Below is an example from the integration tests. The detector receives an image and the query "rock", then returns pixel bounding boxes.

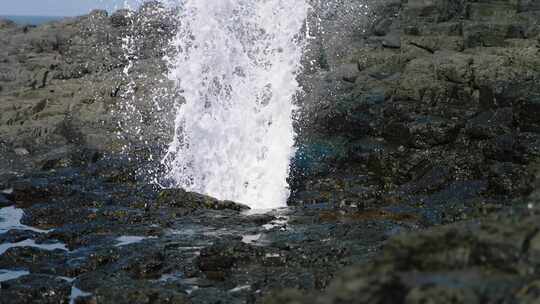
[0,193,12,207]
[110,9,132,28]
[198,241,256,272]
[332,63,359,83]
[156,189,250,212]
[89,9,108,19]
[0,4,175,177]
[402,0,467,24]
[434,51,473,83]
[0,19,16,29]
[488,162,533,196]
[190,288,236,304]
[384,116,461,148]
[32,99,48,115]
[10,177,68,206]
[372,18,394,37]
[14,148,30,156]
[31,69,49,89]
[297,0,540,227]
[1,2,540,303]
[313,272,407,304]
[465,108,514,139]
[381,31,401,49]
[354,48,401,72]
[404,35,465,52]
[463,22,509,48]
[0,274,72,303]
[266,211,540,304]
[482,134,520,162]
[518,94,540,131]
[395,56,445,102]
[36,145,74,170]
[93,284,189,304]
[262,289,311,304]
[405,286,480,304]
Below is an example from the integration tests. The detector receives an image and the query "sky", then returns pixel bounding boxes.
[0,0,142,17]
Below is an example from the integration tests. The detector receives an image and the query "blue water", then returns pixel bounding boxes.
[0,15,66,26]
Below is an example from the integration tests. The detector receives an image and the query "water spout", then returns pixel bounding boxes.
[161,0,309,209]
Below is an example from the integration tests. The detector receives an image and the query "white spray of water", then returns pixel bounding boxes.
[162,0,309,208]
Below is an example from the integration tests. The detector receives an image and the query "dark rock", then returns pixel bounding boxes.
[0,274,71,304]
[110,9,132,27]
[0,19,16,29]
[488,162,533,196]
[385,116,461,148]
[482,134,520,162]
[10,177,68,206]
[0,193,12,207]
[92,282,189,304]
[465,108,514,139]
[332,63,359,83]
[198,241,257,273]
[190,288,237,304]
[89,9,108,19]
[246,214,276,225]
[401,165,453,194]
[0,246,69,277]
[518,94,540,131]
[463,22,508,48]
[372,18,394,36]
[266,211,540,304]
[381,32,401,49]
[156,189,250,212]
[315,272,407,304]
[1,2,540,303]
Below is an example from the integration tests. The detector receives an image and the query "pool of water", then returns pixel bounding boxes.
[0,269,29,282]
[0,206,51,234]
[0,239,68,255]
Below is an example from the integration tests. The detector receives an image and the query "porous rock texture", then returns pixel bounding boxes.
[1,0,540,303]
[293,0,540,226]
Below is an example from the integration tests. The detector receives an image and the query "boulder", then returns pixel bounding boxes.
[156,189,250,212]
[110,9,132,28]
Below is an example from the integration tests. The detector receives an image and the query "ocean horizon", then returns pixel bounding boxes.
[0,15,67,26]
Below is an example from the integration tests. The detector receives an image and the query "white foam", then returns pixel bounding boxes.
[59,276,76,283]
[0,206,51,234]
[0,269,29,282]
[263,217,289,231]
[158,272,184,282]
[1,188,13,195]
[0,239,68,255]
[69,286,92,304]
[229,285,251,293]
[115,235,157,247]
[241,234,261,244]
[161,0,310,209]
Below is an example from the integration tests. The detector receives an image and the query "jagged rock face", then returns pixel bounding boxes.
[0,1,540,303]
[292,0,540,224]
[265,212,540,304]
[0,7,175,177]
[271,1,540,302]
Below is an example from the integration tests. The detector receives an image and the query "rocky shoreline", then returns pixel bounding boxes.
[1,0,540,303]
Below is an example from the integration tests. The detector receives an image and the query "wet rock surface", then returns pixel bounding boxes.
[265,202,540,304]
[293,0,540,227]
[0,161,398,303]
[1,0,540,303]
[0,4,175,178]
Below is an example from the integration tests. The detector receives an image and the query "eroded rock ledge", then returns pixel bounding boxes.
[1,0,540,303]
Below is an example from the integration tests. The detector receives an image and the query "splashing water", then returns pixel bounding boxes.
[161,0,309,209]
